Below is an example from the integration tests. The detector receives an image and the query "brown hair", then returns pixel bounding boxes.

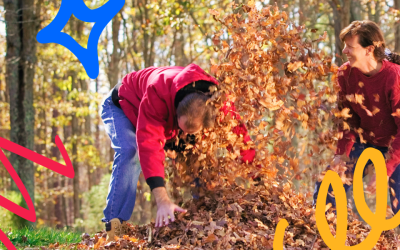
[339,20,386,62]
[386,49,400,65]
[176,92,216,130]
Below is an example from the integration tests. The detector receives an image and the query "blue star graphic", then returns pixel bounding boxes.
[37,0,125,79]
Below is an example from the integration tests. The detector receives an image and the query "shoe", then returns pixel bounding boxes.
[121,221,129,236]
[105,218,122,241]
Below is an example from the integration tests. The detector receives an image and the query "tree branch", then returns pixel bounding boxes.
[121,12,140,71]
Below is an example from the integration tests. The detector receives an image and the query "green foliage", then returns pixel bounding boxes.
[0,227,81,249]
[74,174,110,233]
[0,191,30,229]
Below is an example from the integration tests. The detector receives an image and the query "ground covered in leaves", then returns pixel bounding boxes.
[65,180,399,249]
[48,1,400,249]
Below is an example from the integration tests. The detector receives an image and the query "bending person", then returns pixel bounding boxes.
[100,64,255,240]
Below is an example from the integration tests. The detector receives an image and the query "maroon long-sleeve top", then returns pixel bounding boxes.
[336,60,400,176]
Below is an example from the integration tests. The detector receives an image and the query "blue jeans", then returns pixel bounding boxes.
[313,138,400,215]
[100,91,141,222]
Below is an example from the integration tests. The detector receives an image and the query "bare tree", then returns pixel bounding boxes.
[4,0,43,210]
[328,0,351,66]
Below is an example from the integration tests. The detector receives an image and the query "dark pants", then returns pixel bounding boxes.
[313,138,400,216]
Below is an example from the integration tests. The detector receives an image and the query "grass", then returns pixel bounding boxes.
[0,227,83,249]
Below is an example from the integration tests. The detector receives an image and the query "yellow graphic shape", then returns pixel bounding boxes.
[315,148,400,249]
[273,219,288,249]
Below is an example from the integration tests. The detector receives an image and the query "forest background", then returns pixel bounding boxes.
[0,0,400,235]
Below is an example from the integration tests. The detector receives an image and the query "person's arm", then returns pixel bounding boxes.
[335,68,360,157]
[136,86,186,227]
[385,71,400,177]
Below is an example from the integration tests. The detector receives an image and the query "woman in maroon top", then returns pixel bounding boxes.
[313,20,400,215]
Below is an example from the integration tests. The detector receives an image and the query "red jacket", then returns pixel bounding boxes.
[118,64,255,182]
[336,60,400,176]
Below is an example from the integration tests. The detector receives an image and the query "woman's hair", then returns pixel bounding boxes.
[339,20,386,62]
[176,92,216,130]
[386,49,400,65]
[340,20,400,65]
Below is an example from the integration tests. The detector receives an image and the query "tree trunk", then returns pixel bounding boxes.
[174,31,189,66]
[5,0,40,212]
[94,78,103,186]
[51,80,65,228]
[108,12,122,88]
[68,178,74,225]
[36,78,47,154]
[299,0,306,24]
[131,174,155,225]
[0,64,6,102]
[328,0,351,66]
[63,123,72,226]
[395,0,400,52]
[374,0,380,24]
[106,11,123,164]
[54,175,66,228]
[81,79,93,190]
[70,73,82,220]
[350,0,362,22]
[136,0,156,67]
[52,125,65,228]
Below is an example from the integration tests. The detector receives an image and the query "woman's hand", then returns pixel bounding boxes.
[331,155,345,172]
[366,175,389,194]
[332,155,342,166]
[366,174,377,194]
[152,187,186,227]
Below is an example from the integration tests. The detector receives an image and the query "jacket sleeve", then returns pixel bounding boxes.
[385,71,400,177]
[136,85,168,190]
[335,69,360,157]
[221,100,256,163]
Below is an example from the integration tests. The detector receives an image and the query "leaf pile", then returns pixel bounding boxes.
[166,1,341,195]
[69,180,399,249]
[64,2,400,250]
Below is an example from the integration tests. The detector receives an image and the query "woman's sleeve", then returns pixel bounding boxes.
[335,69,360,157]
[385,71,400,177]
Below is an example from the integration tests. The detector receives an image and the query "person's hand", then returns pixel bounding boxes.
[152,187,186,227]
[366,153,391,194]
[366,175,390,194]
[332,155,342,167]
[331,155,345,171]
[366,174,377,194]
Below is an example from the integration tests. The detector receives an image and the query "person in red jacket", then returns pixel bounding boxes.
[313,20,400,215]
[100,64,255,240]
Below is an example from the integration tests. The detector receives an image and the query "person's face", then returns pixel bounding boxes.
[178,116,202,135]
[342,35,373,67]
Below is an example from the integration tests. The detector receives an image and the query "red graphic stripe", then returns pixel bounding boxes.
[0,135,74,249]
